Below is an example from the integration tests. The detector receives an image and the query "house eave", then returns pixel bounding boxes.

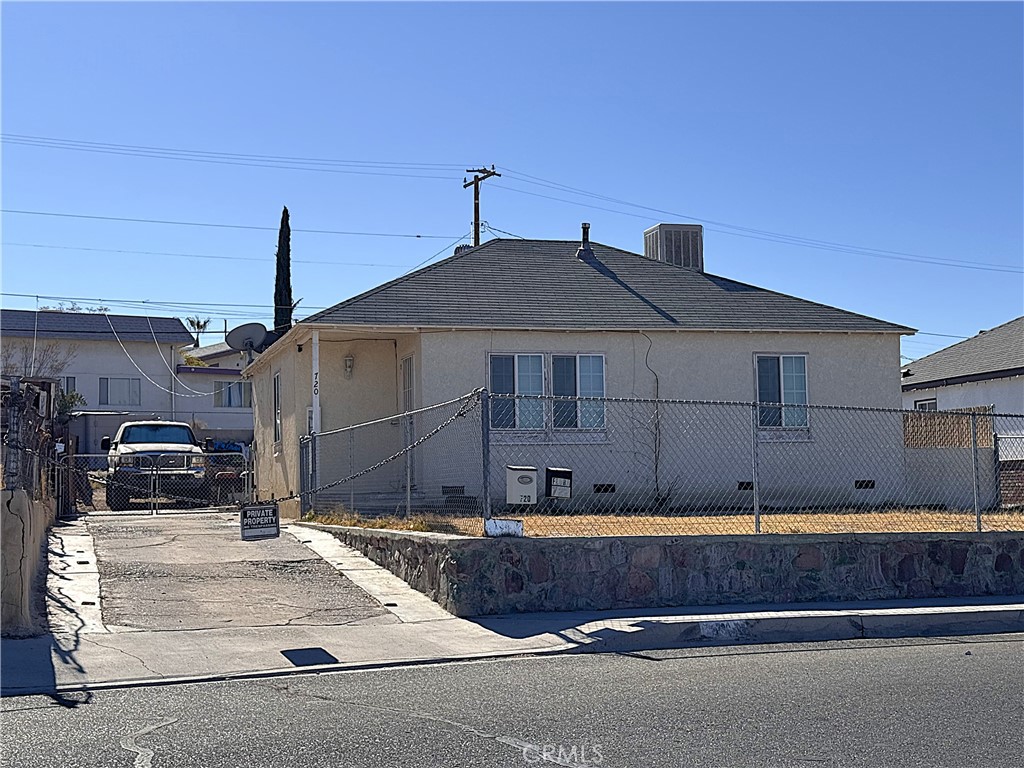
[297,320,915,335]
[901,367,1024,392]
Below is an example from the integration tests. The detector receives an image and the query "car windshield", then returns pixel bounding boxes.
[120,425,196,445]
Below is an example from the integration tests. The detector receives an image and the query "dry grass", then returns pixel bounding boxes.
[301,511,438,533]
[303,507,1024,538]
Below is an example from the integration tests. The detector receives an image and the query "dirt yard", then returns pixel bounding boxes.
[307,508,1024,538]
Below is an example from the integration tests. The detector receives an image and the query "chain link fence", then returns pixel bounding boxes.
[300,392,484,533]
[300,391,1024,537]
[58,451,253,514]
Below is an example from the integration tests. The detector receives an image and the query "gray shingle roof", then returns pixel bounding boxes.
[302,239,914,333]
[0,309,193,343]
[901,316,1024,389]
[193,341,235,359]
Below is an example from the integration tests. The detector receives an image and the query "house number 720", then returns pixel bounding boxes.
[313,372,319,396]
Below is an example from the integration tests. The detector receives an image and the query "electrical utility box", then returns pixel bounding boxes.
[506,466,538,505]
[545,467,573,499]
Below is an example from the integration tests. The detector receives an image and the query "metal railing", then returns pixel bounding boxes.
[297,391,1024,537]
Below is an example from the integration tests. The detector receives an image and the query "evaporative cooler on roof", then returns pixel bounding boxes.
[643,224,704,271]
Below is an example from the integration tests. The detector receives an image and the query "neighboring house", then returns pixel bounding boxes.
[901,317,1024,414]
[0,310,252,452]
[175,341,255,444]
[245,223,916,516]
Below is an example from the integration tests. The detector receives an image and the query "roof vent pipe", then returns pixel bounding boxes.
[576,222,594,261]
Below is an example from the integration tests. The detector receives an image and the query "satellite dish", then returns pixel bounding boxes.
[226,323,268,364]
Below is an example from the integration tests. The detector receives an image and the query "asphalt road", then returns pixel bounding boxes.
[4,634,1022,768]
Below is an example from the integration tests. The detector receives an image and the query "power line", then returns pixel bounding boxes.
[1,209,462,240]
[2,133,469,170]
[492,173,1023,274]
[497,167,1021,269]
[2,135,464,181]
[484,223,527,239]
[3,290,976,342]
[7,133,1018,274]
[401,231,473,276]
[3,242,408,268]
[1,291,330,314]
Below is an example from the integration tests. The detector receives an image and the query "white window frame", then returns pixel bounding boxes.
[99,377,141,406]
[62,376,76,394]
[214,380,252,408]
[552,354,606,430]
[755,354,809,431]
[488,352,606,433]
[914,398,938,411]
[272,372,282,444]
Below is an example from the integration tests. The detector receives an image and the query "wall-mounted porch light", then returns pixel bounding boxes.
[344,354,354,379]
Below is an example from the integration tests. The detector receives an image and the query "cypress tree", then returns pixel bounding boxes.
[273,206,293,336]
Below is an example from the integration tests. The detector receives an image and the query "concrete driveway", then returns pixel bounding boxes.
[82,513,396,632]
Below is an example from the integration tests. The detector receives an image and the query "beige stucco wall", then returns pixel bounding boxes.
[419,329,902,407]
[251,327,908,514]
[250,332,422,512]
[415,329,905,509]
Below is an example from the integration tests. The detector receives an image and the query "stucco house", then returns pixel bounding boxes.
[246,223,918,516]
[901,316,1023,415]
[0,309,252,452]
[175,341,255,444]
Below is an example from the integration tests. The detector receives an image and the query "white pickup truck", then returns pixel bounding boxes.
[100,420,210,510]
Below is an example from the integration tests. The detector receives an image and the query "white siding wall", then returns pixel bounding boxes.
[903,375,1024,415]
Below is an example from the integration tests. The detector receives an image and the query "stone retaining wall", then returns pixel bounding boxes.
[308,525,1024,617]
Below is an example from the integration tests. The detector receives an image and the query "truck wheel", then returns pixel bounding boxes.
[106,483,129,511]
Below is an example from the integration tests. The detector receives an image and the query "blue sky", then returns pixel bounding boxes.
[2,2,1022,362]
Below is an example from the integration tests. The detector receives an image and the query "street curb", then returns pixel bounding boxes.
[4,607,1021,697]
[0,644,577,698]
[573,607,1024,653]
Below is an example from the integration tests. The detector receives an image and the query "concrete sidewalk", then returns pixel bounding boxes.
[2,522,1021,696]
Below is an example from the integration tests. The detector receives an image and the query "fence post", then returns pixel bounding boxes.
[310,432,319,513]
[150,460,158,515]
[3,377,23,489]
[298,437,308,515]
[405,412,413,519]
[348,429,355,514]
[992,430,1002,511]
[480,389,492,521]
[751,403,761,534]
[971,413,981,531]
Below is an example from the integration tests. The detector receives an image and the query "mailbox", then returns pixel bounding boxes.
[545,467,573,499]
[506,465,537,505]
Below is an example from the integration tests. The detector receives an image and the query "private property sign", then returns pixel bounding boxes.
[240,502,280,541]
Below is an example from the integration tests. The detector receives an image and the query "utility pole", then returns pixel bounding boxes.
[463,166,501,247]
